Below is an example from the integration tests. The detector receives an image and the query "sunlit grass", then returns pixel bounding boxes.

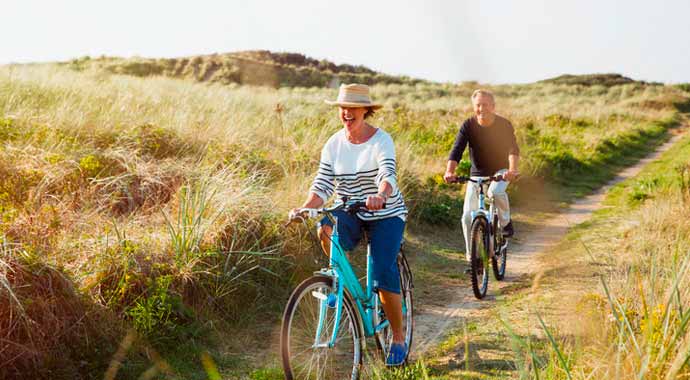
[0,62,688,378]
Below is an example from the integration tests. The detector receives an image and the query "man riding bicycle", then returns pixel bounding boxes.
[443,89,520,260]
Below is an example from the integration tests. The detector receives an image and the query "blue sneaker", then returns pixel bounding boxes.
[326,293,337,308]
[386,342,408,366]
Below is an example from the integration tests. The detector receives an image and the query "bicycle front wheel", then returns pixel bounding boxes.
[470,218,490,299]
[281,276,364,380]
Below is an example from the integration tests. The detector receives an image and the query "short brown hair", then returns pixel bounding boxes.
[364,107,376,119]
[471,89,495,104]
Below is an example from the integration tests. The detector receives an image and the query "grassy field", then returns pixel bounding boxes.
[526,129,690,379]
[0,60,688,378]
[423,125,690,379]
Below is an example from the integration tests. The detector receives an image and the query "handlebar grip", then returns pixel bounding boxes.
[345,200,386,214]
[450,176,471,183]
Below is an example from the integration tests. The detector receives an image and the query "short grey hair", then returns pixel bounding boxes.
[471,89,495,104]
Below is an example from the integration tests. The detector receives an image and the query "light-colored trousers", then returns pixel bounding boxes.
[461,169,510,260]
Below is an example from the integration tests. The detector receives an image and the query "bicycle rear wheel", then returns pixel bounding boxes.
[470,218,490,299]
[374,252,414,362]
[492,215,507,280]
[281,276,364,380]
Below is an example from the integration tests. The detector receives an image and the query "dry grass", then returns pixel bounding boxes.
[0,62,688,378]
[501,134,690,379]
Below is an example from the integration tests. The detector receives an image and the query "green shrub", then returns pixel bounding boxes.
[250,367,283,380]
[627,178,660,205]
[403,174,463,226]
[125,275,185,337]
[675,83,690,93]
[79,154,103,178]
[0,117,18,141]
[130,123,186,159]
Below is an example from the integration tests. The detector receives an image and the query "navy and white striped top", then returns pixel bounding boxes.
[310,128,407,221]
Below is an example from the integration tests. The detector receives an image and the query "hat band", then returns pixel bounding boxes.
[337,93,373,104]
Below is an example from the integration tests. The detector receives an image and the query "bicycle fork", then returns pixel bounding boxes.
[311,275,344,349]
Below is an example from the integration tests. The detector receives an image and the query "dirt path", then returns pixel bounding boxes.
[412,125,688,357]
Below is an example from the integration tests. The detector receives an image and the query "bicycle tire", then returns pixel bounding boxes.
[281,275,364,380]
[492,215,507,281]
[374,252,414,363]
[470,217,490,299]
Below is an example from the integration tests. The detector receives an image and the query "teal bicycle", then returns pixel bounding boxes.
[281,200,414,380]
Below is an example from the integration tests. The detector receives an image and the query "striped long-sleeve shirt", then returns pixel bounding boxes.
[310,128,407,221]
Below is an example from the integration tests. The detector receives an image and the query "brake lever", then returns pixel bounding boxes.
[285,209,319,227]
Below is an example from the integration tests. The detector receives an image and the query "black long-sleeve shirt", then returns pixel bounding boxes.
[448,115,520,176]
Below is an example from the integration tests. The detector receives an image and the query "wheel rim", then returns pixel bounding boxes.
[285,281,360,379]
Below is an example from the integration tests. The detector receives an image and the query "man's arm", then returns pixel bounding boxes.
[506,153,520,181]
[444,160,459,182]
[444,121,469,182]
[505,121,520,181]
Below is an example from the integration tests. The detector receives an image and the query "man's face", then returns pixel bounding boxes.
[472,94,495,126]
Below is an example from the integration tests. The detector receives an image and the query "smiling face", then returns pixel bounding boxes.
[339,106,368,131]
[472,94,496,126]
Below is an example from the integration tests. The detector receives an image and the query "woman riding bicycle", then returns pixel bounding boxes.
[290,83,409,366]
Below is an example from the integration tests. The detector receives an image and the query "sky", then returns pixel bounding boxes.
[3,0,690,84]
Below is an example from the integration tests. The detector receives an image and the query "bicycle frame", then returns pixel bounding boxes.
[312,215,390,348]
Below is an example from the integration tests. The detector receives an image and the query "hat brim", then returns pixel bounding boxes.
[324,100,383,109]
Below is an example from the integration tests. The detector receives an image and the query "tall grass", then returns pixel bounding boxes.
[1,62,688,377]
[506,135,690,379]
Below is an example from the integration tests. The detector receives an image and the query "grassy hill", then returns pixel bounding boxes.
[1,58,689,378]
[539,73,660,87]
[66,50,424,88]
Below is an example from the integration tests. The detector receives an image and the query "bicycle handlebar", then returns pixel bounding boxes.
[448,174,506,184]
[287,198,384,225]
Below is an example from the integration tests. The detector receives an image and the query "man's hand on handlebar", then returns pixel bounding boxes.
[504,170,520,182]
[443,171,457,183]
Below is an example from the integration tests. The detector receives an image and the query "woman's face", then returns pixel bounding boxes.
[339,106,368,130]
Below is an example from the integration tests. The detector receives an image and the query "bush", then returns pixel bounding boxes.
[403,173,463,226]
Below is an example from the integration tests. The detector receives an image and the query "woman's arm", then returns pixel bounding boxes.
[290,143,334,218]
[370,134,398,210]
[301,192,325,209]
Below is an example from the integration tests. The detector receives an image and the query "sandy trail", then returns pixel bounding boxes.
[412,125,688,356]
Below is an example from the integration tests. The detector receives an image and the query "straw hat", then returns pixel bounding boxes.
[325,83,383,109]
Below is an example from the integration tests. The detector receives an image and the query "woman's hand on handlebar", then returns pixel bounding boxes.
[366,194,386,211]
[287,208,307,224]
[287,207,319,224]
[288,193,325,224]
